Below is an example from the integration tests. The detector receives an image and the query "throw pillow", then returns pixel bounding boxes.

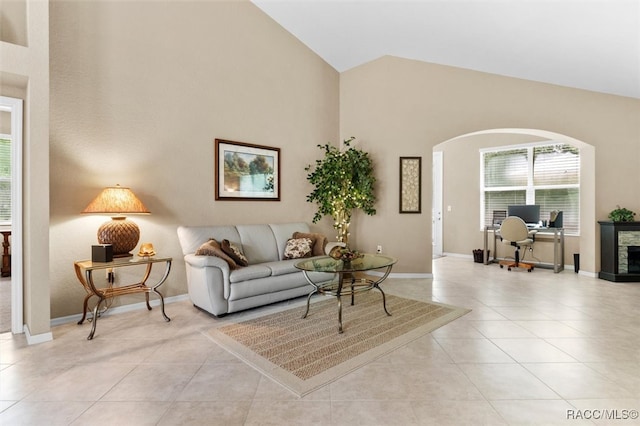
[221,239,249,267]
[292,231,328,256]
[283,237,314,259]
[195,238,238,269]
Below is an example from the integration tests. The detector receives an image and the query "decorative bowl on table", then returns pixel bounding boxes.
[328,246,363,262]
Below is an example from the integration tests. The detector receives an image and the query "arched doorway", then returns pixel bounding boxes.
[433,128,596,273]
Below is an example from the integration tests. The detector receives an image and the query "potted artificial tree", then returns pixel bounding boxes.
[305,137,376,248]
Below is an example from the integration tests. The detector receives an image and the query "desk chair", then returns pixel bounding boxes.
[499,216,536,272]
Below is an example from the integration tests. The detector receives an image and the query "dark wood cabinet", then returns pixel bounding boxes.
[598,221,640,282]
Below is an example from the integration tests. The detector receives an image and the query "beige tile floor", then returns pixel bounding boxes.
[2,256,640,425]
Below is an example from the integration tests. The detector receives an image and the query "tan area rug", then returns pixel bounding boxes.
[205,292,470,396]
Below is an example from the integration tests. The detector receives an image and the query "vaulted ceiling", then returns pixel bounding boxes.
[252,0,640,99]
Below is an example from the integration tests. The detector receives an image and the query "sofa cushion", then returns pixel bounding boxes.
[236,224,279,264]
[263,259,301,276]
[283,237,313,259]
[292,231,328,256]
[221,239,249,267]
[177,225,240,256]
[270,222,311,260]
[228,273,312,301]
[229,264,272,283]
[195,239,238,269]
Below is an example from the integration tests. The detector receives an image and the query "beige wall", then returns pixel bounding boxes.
[0,0,28,46]
[28,1,640,325]
[1,0,50,337]
[340,56,640,274]
[49,0,339,318]
[0,110,10,133]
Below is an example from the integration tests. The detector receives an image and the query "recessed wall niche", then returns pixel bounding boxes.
[0,0,28,47]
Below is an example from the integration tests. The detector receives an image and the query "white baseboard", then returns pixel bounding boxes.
[442,252,473,259]
[24,324,53,345]
[50,294,190,327]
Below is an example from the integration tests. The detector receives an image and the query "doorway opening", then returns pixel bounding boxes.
[432,151,443,258]
[0,96,23,335]
[432,128,595,272]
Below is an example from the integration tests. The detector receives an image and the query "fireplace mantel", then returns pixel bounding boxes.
[599,221,640,282]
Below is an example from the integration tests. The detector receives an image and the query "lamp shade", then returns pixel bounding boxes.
[82,185,150,257]
[82,185,150,215]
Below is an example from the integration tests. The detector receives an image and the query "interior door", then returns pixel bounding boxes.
[432,151,443,257]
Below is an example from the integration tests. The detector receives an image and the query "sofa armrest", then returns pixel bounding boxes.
[184,253,229,269]
[184,253,232,300]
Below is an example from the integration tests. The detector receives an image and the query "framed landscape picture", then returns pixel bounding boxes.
[215,139,280,201]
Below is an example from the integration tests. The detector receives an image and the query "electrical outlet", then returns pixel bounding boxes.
[376,245,382,254]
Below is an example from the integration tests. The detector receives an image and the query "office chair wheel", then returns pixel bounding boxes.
[500,265,504,269]
[507,267,512,271]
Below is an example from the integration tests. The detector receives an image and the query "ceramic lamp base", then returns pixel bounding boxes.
[97,217,140,257]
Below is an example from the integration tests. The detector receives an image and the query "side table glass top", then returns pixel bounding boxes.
[295,253,397,273]
[75,256,173,271]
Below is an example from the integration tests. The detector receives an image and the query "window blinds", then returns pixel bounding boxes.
[482,143,580,234]
[0,138,11,223]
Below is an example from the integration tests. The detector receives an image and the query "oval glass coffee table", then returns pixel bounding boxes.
[295,254,397,333]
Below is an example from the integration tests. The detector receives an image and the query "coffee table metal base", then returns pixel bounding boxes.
[301,266,393,333]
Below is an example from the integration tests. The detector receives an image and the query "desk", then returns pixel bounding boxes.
[74,256,172,340]
[295,254,397,334]
[483,225,564,273]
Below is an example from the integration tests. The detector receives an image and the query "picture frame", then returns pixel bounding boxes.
[399,156,421,213]
[215,139,280,201]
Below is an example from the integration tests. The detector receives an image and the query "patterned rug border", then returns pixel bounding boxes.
[204,294,471,397]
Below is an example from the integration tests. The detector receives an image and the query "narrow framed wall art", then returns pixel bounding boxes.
[399,156,421,213]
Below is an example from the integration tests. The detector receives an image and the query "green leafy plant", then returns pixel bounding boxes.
[305,137,376,244]
[608,205,636,222]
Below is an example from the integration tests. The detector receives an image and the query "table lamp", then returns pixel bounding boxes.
[82,184,150,257]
